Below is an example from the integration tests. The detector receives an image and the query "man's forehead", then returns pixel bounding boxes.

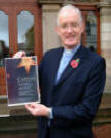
[59,10,80,23]
[59,9,79,17]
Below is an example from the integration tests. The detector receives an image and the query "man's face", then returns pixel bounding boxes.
[56,10,84,49]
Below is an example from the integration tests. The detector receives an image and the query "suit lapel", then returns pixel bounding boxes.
[50,47,64,86]
[57,46,87,85]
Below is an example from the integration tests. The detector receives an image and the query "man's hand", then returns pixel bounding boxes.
[13,51,26,58]
[25,103,51,117]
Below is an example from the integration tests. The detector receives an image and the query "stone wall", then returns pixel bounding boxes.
[42,4,61,53]
[100,3,111,93]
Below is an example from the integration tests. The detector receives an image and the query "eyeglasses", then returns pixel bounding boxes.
[60,23,80,30]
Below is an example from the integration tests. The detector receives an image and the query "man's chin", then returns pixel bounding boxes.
[64,43,77,48]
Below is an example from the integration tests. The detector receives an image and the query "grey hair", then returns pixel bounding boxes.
[57,4,83,26]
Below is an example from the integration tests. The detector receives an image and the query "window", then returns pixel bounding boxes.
[77,5,100,54]
[0,0,42,95]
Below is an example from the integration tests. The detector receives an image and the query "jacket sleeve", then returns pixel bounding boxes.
[52,58,106,123]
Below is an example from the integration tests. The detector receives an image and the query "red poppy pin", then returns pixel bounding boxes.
[70,58,80,69]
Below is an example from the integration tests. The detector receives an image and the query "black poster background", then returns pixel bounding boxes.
[5,56,40,106]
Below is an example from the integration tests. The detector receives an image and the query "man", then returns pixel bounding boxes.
[14,5,106,138]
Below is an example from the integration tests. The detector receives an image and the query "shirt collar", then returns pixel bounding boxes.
[64,45,80,55]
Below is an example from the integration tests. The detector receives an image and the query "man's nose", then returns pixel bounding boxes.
[67,26,73,33]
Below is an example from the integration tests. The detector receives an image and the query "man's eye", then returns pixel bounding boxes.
[61,24,67,29]
[60,23,79,29]
[72,23,79,28]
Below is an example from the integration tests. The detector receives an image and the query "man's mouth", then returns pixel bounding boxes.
[66,36,75,40]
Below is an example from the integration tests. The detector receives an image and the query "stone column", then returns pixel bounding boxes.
[42,4,61,53]
[100,2,111,93]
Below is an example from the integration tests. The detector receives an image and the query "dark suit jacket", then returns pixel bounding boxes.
[38,45,106,138]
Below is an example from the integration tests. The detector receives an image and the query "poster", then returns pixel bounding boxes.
[5,56,40,106]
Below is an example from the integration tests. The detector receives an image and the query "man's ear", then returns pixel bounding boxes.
[55,26,60,36]
[81,22,85,33]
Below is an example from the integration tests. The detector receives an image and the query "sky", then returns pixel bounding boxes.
[0,10,34,48]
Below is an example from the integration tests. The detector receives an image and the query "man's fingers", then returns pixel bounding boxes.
[25,104,40,116]
[13,51,26,58]
[25,104,35,114]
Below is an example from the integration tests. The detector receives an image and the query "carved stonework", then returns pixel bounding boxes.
[37,0,100,4]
